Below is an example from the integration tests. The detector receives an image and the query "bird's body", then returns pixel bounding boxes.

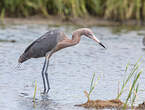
[19,29,65,63]
[18,28,105,94]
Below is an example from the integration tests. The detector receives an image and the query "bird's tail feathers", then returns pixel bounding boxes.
[18,53,28,63]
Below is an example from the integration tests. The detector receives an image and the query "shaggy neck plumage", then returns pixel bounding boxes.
[69,29,85,45]
[64,28,89,47]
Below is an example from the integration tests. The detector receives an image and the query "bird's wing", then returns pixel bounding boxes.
[24,35,45,53]
[23,30,61,58]
[24,40,37,53]
[24,30,59,53]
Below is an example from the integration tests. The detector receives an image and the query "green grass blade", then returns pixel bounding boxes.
[125,62,130,72]
[33,80,37,108]
[88,73,101,100]
[131,83,139,107]
[0,8,5,24]
[124,70,142,108]
[89,73,95,93]
[117,57,142,99]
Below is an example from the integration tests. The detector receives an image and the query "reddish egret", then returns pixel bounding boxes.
[18,28,105,94]
[143,36,145,46]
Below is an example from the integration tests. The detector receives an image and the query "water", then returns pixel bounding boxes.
[0,24,145,110]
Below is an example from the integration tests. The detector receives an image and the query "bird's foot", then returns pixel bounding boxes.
[41,89,46,95]
[46,88,50,94]
[41,88,50,95]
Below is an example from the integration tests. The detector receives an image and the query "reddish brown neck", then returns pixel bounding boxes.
[54,29,89,52]
[69,29,83,46]
[62,29,86,47]
[71,34,81,45]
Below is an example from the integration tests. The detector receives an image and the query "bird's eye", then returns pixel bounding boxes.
[88,33,92,36]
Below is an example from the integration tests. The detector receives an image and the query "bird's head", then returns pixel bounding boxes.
[82,28,106,48]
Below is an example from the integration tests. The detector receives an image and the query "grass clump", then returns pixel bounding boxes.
[77,57,143,109]
[116,57,143,109]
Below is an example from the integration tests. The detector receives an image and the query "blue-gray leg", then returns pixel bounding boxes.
[42,51,53,94]
[42,59,47,93]
[45,59,50,93]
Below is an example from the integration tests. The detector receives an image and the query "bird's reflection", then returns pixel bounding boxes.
[19,94,60,110]
[41,93,49,100]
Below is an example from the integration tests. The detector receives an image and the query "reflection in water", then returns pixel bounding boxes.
[19,96,59,110]
[0,39,16,43]
[19,93,81,110]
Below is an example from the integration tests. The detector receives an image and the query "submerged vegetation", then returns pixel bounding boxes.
[0,0,145,22]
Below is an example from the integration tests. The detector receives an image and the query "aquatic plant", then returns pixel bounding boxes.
[131,83,139,107]
[124,69,142,109]
[105,0,145,21]
[116,57,143,109]
[0,0,145,22]
[0,8,5,25]
[84,72,101,101]
[77,57,144,109]
[33,80,37,108]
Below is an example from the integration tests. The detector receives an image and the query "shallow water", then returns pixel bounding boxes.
[0,24,145,110]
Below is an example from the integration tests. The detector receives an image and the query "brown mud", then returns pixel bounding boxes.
[76,99,145,109]
[137,101,145,109]
[1,16,144,26]
[76,99,124,109]
[75,91,145,109]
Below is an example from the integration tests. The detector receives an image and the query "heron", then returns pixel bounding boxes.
[143,36,145,46]
[18,28,106,94]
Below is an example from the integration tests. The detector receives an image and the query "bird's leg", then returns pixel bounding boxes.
[41,58,47,94]
[45,58,50,93]
[43,51,53,94]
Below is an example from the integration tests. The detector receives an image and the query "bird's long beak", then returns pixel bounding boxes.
[92,35,106,48]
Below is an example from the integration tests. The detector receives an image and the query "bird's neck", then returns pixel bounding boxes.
[60,30,82,48]
[70,34,81,45]
[62,35,80,48]
[68,30,83,45]
[60,34,80,49]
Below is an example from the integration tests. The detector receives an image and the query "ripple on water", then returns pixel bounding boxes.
[0,25,145,110]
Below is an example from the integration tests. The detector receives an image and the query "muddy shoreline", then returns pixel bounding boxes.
[76,99,145,109]
[1,16,144,26]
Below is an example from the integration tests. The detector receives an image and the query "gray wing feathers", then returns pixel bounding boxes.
[24,30,60,58]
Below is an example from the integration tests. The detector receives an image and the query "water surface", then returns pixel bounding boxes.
[0,24,145,110]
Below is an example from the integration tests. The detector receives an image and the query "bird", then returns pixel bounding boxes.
[18,28,106,94]
[143,36,145,46]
